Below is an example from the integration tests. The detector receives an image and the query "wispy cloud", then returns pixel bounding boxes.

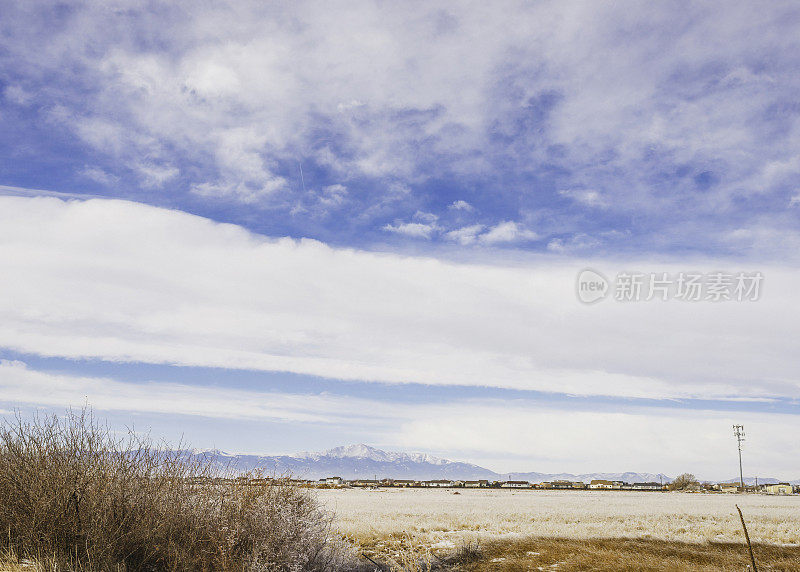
[445,224,485,245]
[80,166,120,186]
[2,2,799,251]
[443,221,537,245]
[558,189,607,209]
[383,221,439,239]
[0,359,395,426]
[2,358,798,478]
[479,221,538,244]
[449,200,474,212]
[547,234,602,253]
[135,162,180,189]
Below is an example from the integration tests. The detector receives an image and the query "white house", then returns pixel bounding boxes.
[500,480,530,488]
[424,479,455,487]
[589,479,614,489]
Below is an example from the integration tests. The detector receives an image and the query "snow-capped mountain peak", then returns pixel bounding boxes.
[179,444,684,482]
[325,444,389,460]
[292,443,447,465]
[190,447,231,457]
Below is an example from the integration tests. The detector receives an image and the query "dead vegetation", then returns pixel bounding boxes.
[319,533,800,571]
[439,537,800,571]
[0,409,365,571]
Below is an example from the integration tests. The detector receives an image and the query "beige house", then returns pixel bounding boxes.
[763,483,793,495]
[390,479,416,487]
[464,480,489,488]
[717,484,740,493]
[350,479,380,487]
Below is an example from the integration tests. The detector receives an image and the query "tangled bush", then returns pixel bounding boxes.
[668,473,700,491]
[0,409,358,571]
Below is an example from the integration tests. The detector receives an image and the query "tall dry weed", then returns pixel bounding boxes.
[0,409,359,571]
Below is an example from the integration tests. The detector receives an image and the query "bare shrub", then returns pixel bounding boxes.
[669,473,700,491]
[0,409,358,571]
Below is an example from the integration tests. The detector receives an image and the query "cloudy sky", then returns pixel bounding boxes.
[1,1,799,480]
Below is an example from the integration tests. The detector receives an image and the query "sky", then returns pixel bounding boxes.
[0,1,799,480]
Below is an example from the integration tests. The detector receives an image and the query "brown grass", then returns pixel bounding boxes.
[446,537,800,571]
[0,409,363,571]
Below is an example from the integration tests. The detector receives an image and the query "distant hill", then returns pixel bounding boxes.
[508,471,672,485]
[718,477,800,486]
[185,443,497,480]
[182,443,675,482]
[179,444,799,484]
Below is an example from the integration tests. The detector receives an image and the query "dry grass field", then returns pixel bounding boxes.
[316,488,800,570]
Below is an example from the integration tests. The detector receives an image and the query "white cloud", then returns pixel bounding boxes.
[558,189,607,208]
[547,233,602,253]
[382,221,438,239]
[444,224,485,245]
[446,221,539,246]
[412,211,439,224]
[479,221,539,245]
[80,166,119,186]
[1,196,799,401]
[319,184,348,207]
[4,84,33,106]
[449,200,474,212]
[134,162,180,189]
[292,184,350,217]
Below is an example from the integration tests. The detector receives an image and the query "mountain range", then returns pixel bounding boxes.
[186,443,679,483]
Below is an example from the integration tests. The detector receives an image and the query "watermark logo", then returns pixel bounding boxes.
[576,268,609,304]
[576,270,763,304]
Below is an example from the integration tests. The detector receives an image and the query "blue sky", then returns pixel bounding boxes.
[1,1,799,479]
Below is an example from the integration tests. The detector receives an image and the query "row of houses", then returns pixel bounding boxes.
[320,478,798,493]
[189,476,797,494]
[316,477,666,490]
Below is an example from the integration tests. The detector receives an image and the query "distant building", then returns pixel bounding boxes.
[288,478,313,486]
[424,479,455,487]
[389,479,416,487]
[464,480,490,488]
[762,483,793,495]
[716,483,740,493]
[589,479,614,490]
[350,479,380,487]
[501,480,530,488]
[549,480,575,489]
[323,476,343,485]
[631,482,662,491]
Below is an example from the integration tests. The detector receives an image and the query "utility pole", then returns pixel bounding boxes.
[733,424,745,490]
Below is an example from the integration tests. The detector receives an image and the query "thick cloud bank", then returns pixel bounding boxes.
[0,196,797,400]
